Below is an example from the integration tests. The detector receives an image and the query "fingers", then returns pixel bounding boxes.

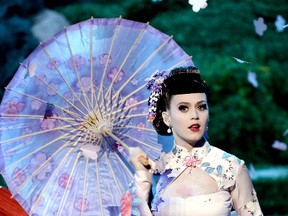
[129,147,151,170]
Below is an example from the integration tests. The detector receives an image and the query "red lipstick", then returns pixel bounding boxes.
[189,124,200,132]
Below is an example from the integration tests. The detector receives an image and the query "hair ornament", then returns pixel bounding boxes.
[146,70,168,122]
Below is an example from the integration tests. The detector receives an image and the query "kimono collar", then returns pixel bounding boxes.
[163,139,211,175]
[172,139,211,162]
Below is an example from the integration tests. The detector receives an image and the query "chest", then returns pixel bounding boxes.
[161,167,218,197]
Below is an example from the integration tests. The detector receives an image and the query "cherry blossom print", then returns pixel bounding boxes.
[21,127,34,144]
[46,57,62,70]
[130,78,138,86]
[99,53,112,65]
[120,191,132,216]
[74,198,89,212]
[107,67,125,83]
[31,100,42,110]
[58,173,73,189]
[29,152,53,180]
[47,82,60,96]
[40,118,57,130]
[12,167,26,186]
[253,17,267,36]
[68,55,85,70]
[31,193,46,207]
[2,97,25,121]
[182,156,201,167]
[76,76,91,92]
[36,74,47,86]
[188,0,208,12]
[125,97,139,112]
[136,122,145,132]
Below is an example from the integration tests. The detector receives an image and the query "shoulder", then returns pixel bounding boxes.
[154,150,174,173]
[207,145,246,188]
[209,145,244,166]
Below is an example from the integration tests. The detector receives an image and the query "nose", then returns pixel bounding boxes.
[191,109,199,120]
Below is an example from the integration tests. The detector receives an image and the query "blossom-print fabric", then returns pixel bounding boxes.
[121,141,263,216]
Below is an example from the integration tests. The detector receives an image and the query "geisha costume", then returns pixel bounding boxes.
[120,140,263,216]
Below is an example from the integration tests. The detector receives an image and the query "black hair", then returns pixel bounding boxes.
[151,66,210,135]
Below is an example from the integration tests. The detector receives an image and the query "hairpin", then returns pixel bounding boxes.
[146,70,168,122]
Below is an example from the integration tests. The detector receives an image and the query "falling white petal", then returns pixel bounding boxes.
[272,140,287,151]
[253,17,267,36]
[275,15,286,32]
[188,0,208,12]
[247,71,258,88]
[232,57,251,64]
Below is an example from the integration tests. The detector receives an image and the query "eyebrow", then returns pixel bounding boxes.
[177,100,207,106]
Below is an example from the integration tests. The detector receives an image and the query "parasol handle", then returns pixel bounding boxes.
[105,130,129,149]
[138,155,151,169]
[105,131,151,169]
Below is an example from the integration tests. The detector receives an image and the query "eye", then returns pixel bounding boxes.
[178,105,188,112]
[198,104,208,110]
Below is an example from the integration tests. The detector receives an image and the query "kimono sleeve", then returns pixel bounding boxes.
[120,171,153,216]
[231,164,263,216]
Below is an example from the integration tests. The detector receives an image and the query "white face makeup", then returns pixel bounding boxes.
[162,93,209,150]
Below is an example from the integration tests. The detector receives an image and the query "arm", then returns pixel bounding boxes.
[231,164,263,216]
[120,147,154,216]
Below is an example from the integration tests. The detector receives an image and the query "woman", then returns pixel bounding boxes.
[121,66,262,216]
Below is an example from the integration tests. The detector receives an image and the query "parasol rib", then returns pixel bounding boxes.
[95,157,105,216]
[111,36,173,103]
[4,87,85,122]
[1,113,74,122]
[103,22,149,101]
[29,146,78,215]
[114,124,155,132]
[11,142,74,197]
[34,74,88,117]
[89,17,95,108]
[57,152,82,216]
[97,16,122,103]
[65,27,91,112]
[0,121,81,145]
[81,157,89,216]
[0,129,78,175]
[41,44,90,114]
[104,152,123,197]
[115,131,161,152]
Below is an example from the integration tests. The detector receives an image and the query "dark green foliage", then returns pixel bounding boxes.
[0,175,7,188]
[0,0,288,213]
[150,1,288,165]
[253,178,288,215]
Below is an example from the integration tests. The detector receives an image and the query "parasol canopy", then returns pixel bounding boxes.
[0,17,193,215]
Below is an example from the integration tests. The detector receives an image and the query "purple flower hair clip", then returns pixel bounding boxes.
[146,70,168,122]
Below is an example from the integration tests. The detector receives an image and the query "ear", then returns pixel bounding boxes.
[162,111,171,126]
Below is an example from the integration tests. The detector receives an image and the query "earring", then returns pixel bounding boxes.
[167,127,172,134]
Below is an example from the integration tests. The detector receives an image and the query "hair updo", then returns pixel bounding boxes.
[151,66,210,135]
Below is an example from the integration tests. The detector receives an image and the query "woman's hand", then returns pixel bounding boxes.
[129,147,154,171]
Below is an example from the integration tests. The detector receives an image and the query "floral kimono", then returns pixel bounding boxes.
[120,141,263,216]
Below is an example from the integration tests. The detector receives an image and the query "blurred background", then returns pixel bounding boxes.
[0,0,287,215]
